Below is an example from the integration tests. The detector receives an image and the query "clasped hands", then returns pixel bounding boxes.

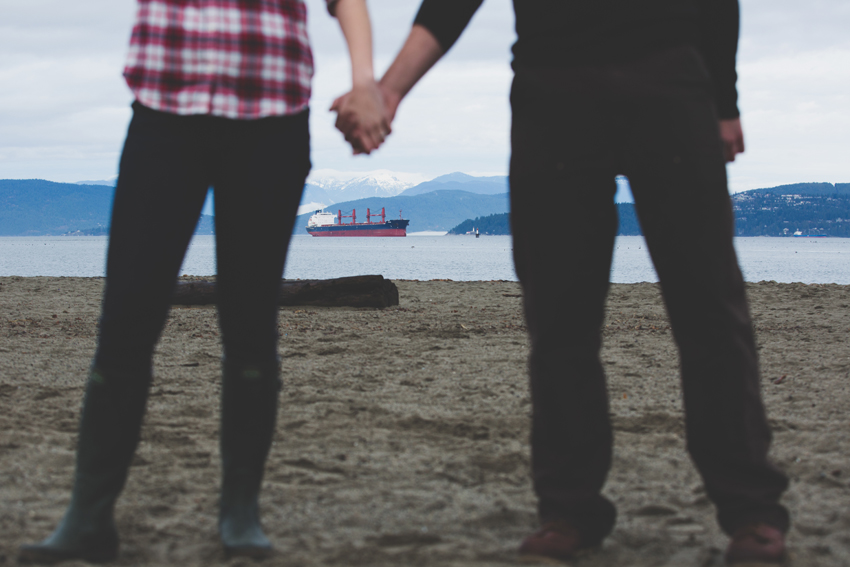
[331,80,399,155]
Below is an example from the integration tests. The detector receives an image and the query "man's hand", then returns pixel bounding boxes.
[719,117,745,162]
[331,81,390,155]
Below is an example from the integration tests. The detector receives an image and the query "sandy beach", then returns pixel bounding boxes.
[1,276,848,566]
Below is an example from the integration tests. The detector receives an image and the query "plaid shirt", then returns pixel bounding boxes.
[124,0,338,119]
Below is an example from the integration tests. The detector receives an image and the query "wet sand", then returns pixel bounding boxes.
[1,277,849,566]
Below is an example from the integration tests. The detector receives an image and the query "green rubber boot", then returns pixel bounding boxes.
[218,360,281,559]
[18,367,150,564]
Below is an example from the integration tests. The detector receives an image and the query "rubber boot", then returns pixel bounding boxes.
[218,360,281,559]
[19,367,151,564]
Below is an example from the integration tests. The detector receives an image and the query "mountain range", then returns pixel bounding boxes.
[0,174,509,236]
[398,172,508,197]
[300,171,509,210]
[302,171,414,207]
[1,179,115,236]
[2,176,848,237]
[0,179,215,236]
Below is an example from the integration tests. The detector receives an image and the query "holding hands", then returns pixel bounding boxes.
[331,24,442,156]
[330,81,391,155]
[330,0,393,155]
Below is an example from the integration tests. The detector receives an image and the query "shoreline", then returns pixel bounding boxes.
[1,277,848,566]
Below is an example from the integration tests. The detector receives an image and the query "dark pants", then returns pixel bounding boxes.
[509,46,788,543]
[95,102,310,374]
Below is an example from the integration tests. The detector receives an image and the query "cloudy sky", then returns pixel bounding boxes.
[0,0,847,192]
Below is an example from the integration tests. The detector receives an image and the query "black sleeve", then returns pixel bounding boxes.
[413,0,485,53]
[697,0,740,119]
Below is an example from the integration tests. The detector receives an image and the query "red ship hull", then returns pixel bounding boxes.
[308,228,407,237]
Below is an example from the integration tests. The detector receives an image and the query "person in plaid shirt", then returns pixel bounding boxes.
[19,0,386,563]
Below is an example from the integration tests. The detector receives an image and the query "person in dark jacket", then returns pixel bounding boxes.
[334,1,789,564]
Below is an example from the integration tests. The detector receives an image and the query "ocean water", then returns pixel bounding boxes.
[1,235,849,284]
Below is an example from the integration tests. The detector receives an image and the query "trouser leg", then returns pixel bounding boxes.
[96,102,211,373]
[211,110,310,556]
[510,74,620,544]
[213,110,310,367]
[623,84,789,535]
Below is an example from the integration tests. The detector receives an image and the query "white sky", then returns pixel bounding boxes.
[0,0,847,191]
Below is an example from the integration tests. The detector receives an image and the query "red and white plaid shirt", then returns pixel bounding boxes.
[124,0,338,120]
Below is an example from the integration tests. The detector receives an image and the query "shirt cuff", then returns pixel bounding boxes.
[414,0,483,53]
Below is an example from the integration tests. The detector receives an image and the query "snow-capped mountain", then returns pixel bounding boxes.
[338,172,413,197]
[310,172,413,198]
[303,171,416,207]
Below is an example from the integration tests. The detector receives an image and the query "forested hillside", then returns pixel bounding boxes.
[447,205,642,236]
[0,179,214,235]
[0,179,113,236]
[732,183,850,236]
[448,213,510,235]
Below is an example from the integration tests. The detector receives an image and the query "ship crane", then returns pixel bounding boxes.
[366,208,386,224]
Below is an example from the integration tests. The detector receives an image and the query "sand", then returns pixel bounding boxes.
[1,276,849,566]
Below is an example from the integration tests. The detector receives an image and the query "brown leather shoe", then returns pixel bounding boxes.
[725,523,786,565]
[519,520,590,564]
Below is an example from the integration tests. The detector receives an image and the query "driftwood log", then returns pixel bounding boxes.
[172,275,399,308]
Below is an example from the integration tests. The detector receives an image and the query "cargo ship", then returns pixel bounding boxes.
[306,207,410,237]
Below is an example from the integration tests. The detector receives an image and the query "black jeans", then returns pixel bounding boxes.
[509,46,789,543]
[95,102,310,374]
